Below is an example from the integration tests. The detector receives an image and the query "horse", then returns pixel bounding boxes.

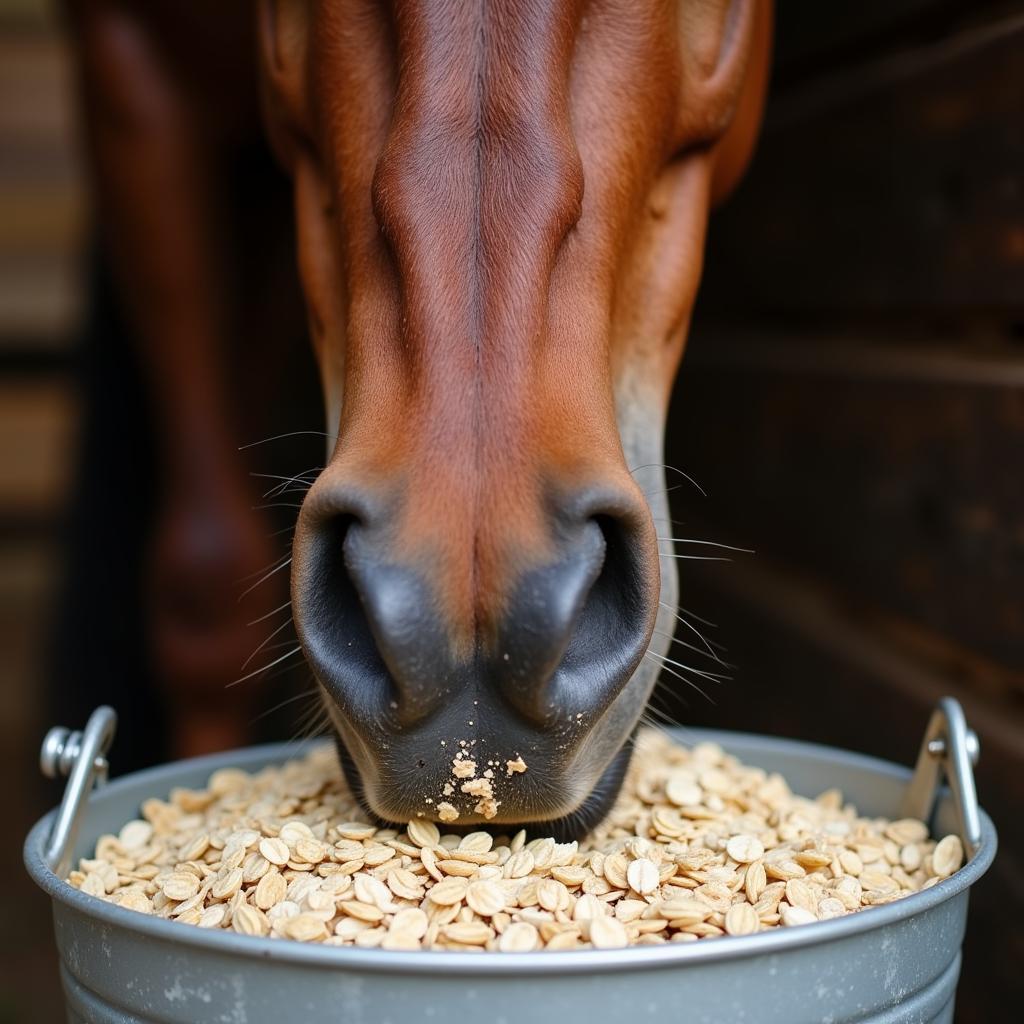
[66,0,771,835]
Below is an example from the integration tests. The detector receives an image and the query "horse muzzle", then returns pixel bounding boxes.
[290,472,660,830]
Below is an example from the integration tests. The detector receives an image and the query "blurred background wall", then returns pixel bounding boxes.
[663,1,1024,1019]
[1,2,319,1019]
[1,2,82,1020]
[0,0,1020,1022]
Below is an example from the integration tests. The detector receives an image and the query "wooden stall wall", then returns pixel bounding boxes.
[663,2,1023,1020]
[0,2,82,1020]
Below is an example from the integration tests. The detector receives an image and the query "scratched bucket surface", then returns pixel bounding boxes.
[25,728,996,1024]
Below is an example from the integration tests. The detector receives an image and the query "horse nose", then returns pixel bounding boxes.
[292,479,657,731]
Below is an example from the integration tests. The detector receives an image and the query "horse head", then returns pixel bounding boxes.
[257,0,770,833]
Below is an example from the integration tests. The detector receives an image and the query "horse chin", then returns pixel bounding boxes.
[519,736,635,841]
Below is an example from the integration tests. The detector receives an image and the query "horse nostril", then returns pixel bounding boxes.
[492,504,656,727]
[293,500,456,730]
[292,511,393,727]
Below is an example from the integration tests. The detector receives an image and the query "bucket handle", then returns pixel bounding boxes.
[900,697,981,857]
[39,705,118,878]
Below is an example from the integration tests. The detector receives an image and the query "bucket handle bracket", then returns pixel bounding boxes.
[39,705,118,878]
[900,697,981,857]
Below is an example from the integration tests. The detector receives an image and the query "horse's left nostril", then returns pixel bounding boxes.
[490,498,657,728]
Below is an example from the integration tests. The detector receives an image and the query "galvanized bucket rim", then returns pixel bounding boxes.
[24,726,997,977]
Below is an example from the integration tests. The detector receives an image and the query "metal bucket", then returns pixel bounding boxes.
[24,698,996,1024]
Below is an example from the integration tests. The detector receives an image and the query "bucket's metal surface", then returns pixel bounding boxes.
[25,728,997,1024]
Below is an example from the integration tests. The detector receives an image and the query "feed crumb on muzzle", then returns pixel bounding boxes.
[436,802,460,823]
[460,777,499,820]
[429,746,524,819]
[67,730,966,951]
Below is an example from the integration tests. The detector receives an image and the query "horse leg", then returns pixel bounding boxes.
[66,2,284,756]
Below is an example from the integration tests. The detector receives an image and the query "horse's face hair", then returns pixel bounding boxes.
[258,0,769,833]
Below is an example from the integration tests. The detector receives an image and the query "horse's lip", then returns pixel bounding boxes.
[329,724,630,835]
[310,612,661,835]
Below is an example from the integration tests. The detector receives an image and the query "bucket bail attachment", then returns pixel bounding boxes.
[900,697,981,857]
[39,705,118,877]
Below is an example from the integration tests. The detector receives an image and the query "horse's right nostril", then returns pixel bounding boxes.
[292,511,387,727]
[292,501,455,731]
[344,539,458,723]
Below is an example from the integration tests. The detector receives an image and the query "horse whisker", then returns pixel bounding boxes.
[238,549,292,584]
[658,601,728,655]
[644,690,704,743]
[252,486,314,503]
[239,430,335,450]
[651,628,734,668]
[241,616,295,672]
[246,640,300,655]
[289,687,332,744]
[247,600,292,627]
[238,557,293,601]
[638,708,675,737]
[644,652,716,705]
[659,553,733,562]
[657,537,754,554]
[642,484,683,498]
[248,658,311,689]
[251,469,321,500]
[227,646,303,688]
[628,463,708,498]
[248,688,320,727]
[250,471,315,484]
[643,692,684,730]
[644,650,730,683]
[679,605,718,628]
